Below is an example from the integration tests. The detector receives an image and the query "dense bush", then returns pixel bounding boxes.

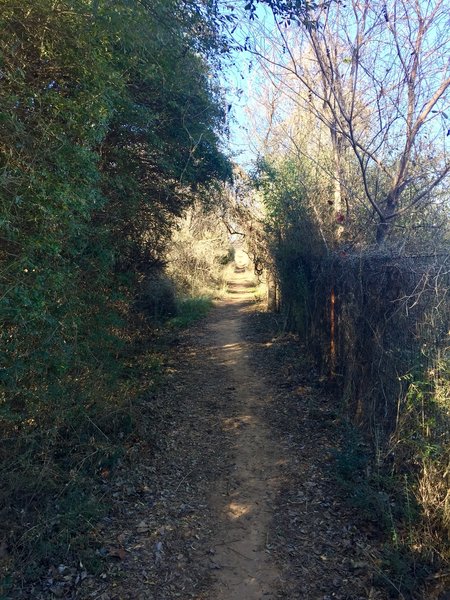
[167,203,233,298]
[0,0,231,588]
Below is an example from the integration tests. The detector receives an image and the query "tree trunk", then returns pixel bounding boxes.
[376,194,397,245]
[376,219,389,244]
[331,121,343,215]
[267,271,278,311]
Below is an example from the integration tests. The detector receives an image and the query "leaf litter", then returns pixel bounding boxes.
[13,274,430,599]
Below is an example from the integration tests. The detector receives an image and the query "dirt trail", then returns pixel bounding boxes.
[207,273,283,599]
[77,269,390,600]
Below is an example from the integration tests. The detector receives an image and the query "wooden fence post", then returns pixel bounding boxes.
[330,286,336,378]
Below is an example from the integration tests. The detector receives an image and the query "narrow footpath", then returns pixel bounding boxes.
[207,275,283,599]
[78,271,388,600]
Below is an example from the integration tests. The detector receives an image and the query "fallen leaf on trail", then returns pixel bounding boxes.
[154,541,164,564]
[117,531,131,543]
[136,520,150,533]
[350,560,368,570]
[108,546,126,560]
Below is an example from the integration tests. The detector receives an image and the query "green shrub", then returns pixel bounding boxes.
[169,297,213,328]
[138,275,178,321]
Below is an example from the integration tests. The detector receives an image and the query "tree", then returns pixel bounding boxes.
[237,0,450,244]
[0,0,231,583]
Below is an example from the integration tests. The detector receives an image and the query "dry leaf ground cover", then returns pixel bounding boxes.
[243,310,450,600]
[13,272,445,599]
[242,311,389,599]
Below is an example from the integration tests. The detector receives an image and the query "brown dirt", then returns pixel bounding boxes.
[207,274,283,599]
[73,271,397,600]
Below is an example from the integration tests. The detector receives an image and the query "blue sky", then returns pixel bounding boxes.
[219,5,277,169]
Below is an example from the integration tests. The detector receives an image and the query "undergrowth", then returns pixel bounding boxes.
[269,246,449,597]
[169,297,213,328]
[0,333,163,596]
[0,294,213,598]
[166,204,234,300]
[333,416,445,598]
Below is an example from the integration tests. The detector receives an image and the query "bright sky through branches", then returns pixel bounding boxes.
[220,0,450,172]
[220,4,279,168]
